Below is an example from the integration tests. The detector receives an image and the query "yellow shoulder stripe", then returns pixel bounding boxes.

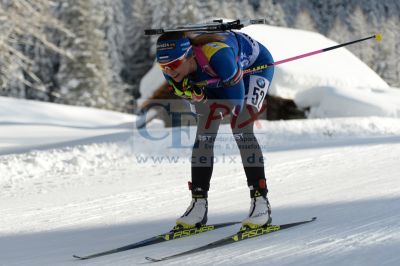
[201,42,229,61]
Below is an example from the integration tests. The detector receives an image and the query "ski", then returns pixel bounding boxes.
[145,217,317,262]
[144,19,266,35]
[72,221,239,260]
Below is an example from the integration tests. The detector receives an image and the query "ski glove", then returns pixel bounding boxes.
[168,78,206,103]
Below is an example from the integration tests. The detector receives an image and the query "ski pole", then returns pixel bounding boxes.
[244,33,382,74]
[195,33,382,87]
[270,33,382,66]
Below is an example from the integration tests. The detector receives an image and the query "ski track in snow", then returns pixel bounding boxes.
[1,129,400,266]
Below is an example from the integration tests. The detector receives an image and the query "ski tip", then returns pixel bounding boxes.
[311,217,317,221]
[145,256,162,262]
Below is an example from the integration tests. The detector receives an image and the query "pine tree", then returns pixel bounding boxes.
[19,35,59,101]
[295,10,316,31]
[0,0,70,99]
[256,0,286,27]
[194,0,215,22]
[56,0,114,109]
[122,0,154,111]
[96,0,129,111]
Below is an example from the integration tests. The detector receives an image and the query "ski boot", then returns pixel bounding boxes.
[242,179,272,229]
[175,182,208,229]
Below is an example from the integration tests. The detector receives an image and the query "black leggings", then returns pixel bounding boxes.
[191,102,266,192]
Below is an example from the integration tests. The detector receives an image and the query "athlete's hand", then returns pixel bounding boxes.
[168,78,206,102]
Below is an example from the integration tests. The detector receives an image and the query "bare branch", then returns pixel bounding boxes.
[0,0,73,91]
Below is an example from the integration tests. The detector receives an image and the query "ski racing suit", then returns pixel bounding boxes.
[185,31,274,195]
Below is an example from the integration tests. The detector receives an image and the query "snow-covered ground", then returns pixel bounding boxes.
[1,96,400,266]
[0,96,135,156]
[1,24,400,266]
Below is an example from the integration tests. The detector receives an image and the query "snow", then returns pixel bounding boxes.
[138,61,165,101]
[295,86,400,118]
[1,97,400,265]
[1,25,400,266]
[0,96,135,155]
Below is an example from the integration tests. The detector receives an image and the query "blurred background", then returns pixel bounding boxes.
[0,0,399,114]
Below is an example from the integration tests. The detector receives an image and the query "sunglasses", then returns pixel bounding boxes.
[158,46,193,72]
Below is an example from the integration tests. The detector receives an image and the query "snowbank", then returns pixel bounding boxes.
[139,62,165,101]
[295,86,400,118]
[0,96,135,154]
[0,96,134,128]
